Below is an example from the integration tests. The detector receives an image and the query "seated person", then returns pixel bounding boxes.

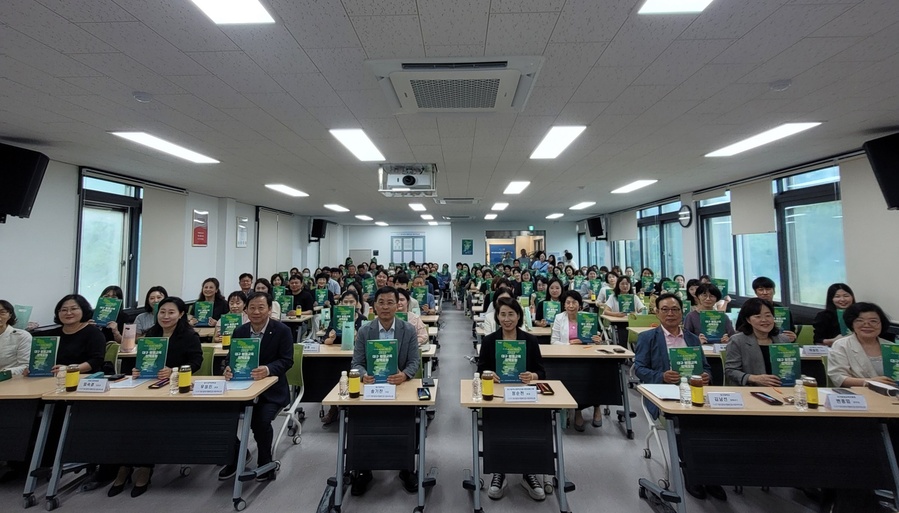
[480,287,515,334]
[533,278,564,328]
[603,276,646,345]
[634,293,719,501]
[134,286,167,336]
[411,276,437,314]
[550,290,603,430]
[396,288,429,348]
[97,285,129,343]
[313,273,336,308]
[751,276,796,342]
[0,299,33,375]
[189,278,229,327]
[44,294,106,374]
[320,290,369,426]
[724,298,791,386]
[287,274,314,314]
[477,297,546,502]
[253,279,281,320]
[813,283,855,346]
[213,291,248,344]
[827,302,896,387]
[683,283,735,343]
[349,286,421,496]
[393,273,420,313]
[239,273,253,296]
[220,292,294,482]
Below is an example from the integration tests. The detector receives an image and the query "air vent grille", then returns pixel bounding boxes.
[410,79,500,109]
[442,215,472,220]
[434,197,479,205]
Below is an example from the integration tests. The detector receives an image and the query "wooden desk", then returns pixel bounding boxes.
[322,380,437,512]
[420,314,439,325]
[460,380,577,513]
[627,326,653,335]
[637,385,899,513]
[539,344,637,439]
[29,377,276,511]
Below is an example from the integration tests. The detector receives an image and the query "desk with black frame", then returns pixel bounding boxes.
[321,379,437,513]
[0,377,56,508]
[636,385,899,513]
[26,376,275,511]
[460,379,577,513]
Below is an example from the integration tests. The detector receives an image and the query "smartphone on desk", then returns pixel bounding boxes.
[750,391,783,405]
[417,387,431,400]
[536,382,554,395]
[148,378,170,389]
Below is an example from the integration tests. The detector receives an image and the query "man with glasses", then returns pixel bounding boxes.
[752,277,797,342]
[634,294,723,502]
[349,286,421,496]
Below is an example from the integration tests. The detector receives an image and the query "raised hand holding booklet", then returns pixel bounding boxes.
[229,338,261,380]
[193,301,213,326]
[496,340,527,382]
[272,286,286,302]
[28,336,59,377]
[219,313,243,337]
[412,287,428,305]
[711,278,729,297]
[699,311,728,343]
[668,347,702,377]
[520,281,534,297]
[332,305,356,337]
[542,300,561,321]
[589,279,602,296]
[641,276,655,294]
[577,311,598,343]
[662,280,679,295]
[881,344,899,381]
[93,297,122,327]
[362,277,375,295]
[277,295,293,316]
[366,339,398,383]
[136,337,169,378]
[315,288,328,307]
[617,294,635,314]
[773,307,792,332]
[13,305,32,329]
[768,343,800,386]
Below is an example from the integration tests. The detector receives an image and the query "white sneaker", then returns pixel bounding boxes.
[521,474,546,501]
[487,473,506,500]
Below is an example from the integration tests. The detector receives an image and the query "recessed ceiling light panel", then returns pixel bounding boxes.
[503,181,530,194]
[110,132,219,164]
[491,202,508,211]
[530,126,586,159]
[484,213,497,220]
[638,0,714,14]
[409,203,427,211]
[545,213,564,219]
[329,129,385,161]
[569,202,595,210]
[611,180,658,194]
[189,0,275,24]
[265,184,308,197]
[705,123,822,157]
[375,221,389,227]
[324,204,350,212]
[355,215,373,221]
[421,214,434,220]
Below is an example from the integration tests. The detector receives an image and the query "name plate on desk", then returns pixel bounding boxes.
[193,380,226,395]
[801,345,830,356]
[708,392,744,409]
[825,393,867,411]
[363,384,396,400]
[714,343,728,353]
[76,379,109,393]
[504,386,538,402]
[302,342,321,353]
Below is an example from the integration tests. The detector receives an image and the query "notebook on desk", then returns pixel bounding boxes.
[641,384,680,401]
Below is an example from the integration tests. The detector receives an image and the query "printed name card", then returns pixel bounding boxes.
[302,341,321,353]
[714,344,728,354]
[192,380,226,395]
[707,392,744,409]
[504,386,538,403]
[362,384,396,400]
[801,345,830,356]
[825,393,868,411]
[76,378,110,393]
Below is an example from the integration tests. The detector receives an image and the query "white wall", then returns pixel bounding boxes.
[451,221,579,265]
[140,187,187,298]
[680,192,699,278]
[0,160,79,324]
[346,224,453,266]
[181,192,221,298]
[840,155,899,318]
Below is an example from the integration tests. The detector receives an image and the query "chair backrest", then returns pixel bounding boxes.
[414,352,424,380]
[104,343,120,374]
[821,355,834,387]
[627,314,660,346]
[196,345,215,376]
[285,344,304,387]
[795,325,815,346]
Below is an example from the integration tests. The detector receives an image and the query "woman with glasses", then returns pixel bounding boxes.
[724,298,790,386]
[827,302,896,387]
[43,295,106,375]
[0,299,32,375]
[683,284,735,343]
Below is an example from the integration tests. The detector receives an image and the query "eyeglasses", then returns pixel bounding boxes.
[853,318,882,327]
[658,307,682,314]
[375,301,396,307]
[247,306,269,313]
[58,307,82,314]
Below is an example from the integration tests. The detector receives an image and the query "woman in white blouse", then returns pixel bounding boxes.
[827,302,896,387]
[0,300,32,375]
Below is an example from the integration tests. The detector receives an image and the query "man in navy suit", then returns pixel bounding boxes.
[349,286,420,495]
[634,293,722,501]
[220,292,293,482]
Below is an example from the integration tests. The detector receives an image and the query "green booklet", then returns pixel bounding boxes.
[520,281,534,298]
[194,301,213,326]
[13,304,32,330]
[881,344,899,381]
[277,295,293,315]
[668,347,703,377]
[577,311,598,343]
[496,339,527,383]
[699,310,728,343]
[542,300,561,321]
[395,311,408,322]
[219,313,243,336]
[661,280,679,295]
[366,339,398,383]
[412,286,428,305]
[535,290,546,303]
[517,296,530,308]
[314,288,328,307]
[272,286,286,302]
[136,337,169,378]
[711,278,729,297]
[836,309,849,336]
[768,343,800,386]
[773,307,792,332]
[573,276,585,290]
[279,271,289,281]
[93,297,122,327]
[362,277,375,295]
[340,320,355,351]
[229,338,261,380]
[618,294,635,314]
[28,336,59,377]
[332,305,356,337]
[641,276,655,293]
[589,279,602,296]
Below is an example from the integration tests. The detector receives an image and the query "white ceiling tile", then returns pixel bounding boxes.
[830,23,899,62]
[375,137,414,156]
[491,0,565,13]
[555,102,609,125]
[595,15,696,68]
[154,94,231,121]
[77,21,202,76]
[418,0,490,46]
[680,0,787,40]
[665,63,759,101]
[342,0,418,16]
[690,83,770,115]
[1,0,117,53]
[272,73,345,107]
[111,0,240,52]
[549,0,633,43]
[602,85,675,115]
[242,92,330,139]
[0,28,101,78]
[410,145,444,161]
[306,105,360,129]
[350,15,425,59]
[812,0,899,37]
[403,128,441,146]
[221,25,318,75]
[358,118,405,138]
[338,89,393,119]
[272,0,361,49]
[522,87,575,117]
[633,39,735,85]
[436,116,477,138]
[398,114,438,131]
[424,45,486,57]
[221,108,286,133]
[539,43,607,88]
[570,66,644,103]
[0,56,92,97]
[306,47,379,90]
[738,36,863,84]
[167,75,257,109]
[36,0,136,22]
[70,53,187,94]
[631,100,700,126]
[486,12,558,55]
[198,118,267,142]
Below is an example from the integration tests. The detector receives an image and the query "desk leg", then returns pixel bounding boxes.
[22,403,54,508]
[45,405,73,510]
[333,407,347,509]
[881,423,899,511]
[416,406,427,510]
[665,415,687,513]
[231,404,254,511]
[553,409,572,513]
[618,362,634,439]
[470,408,482,513]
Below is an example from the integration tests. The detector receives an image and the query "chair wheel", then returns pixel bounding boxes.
[275,461,281,471]
[293,435,302,445]
[45,498,59,511]
[643,448,651,459]
[24,495,36,508]
[180,466,191,477]
[604,407,611,416]
[618,414,625,423]
[288,426,298,437]
[733,485,743,494]
[659,479,669,490]
[234,498,247,511]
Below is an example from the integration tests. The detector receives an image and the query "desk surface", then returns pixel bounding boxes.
[601,314,631,324]
[638,385,899,418]
[539,344,635,359]
[0,376,57,399]
[41,376,276,402]
[420,315,439,324]
[459,380,577,409]
[475,326,551,337]
[627,326,653,335]
[322,378,436,406]
[303,343,437,358]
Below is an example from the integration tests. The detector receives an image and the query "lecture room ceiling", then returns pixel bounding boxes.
[1,0,898,225]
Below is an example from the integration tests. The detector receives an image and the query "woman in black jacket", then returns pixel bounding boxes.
[813,283,855,346]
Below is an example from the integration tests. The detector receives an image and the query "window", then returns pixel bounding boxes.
[641,224,661,274]
[613,239,641,270]
[634,200,683,277]
[735,233,781,300]
[584,238,609,268]
[701,215,735,287]
[782,166,839,191]
[77,172,142,307]
[662,221,684,277]
[391,235,425,264]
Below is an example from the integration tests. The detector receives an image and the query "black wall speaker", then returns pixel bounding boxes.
[0,142,49,219]
[586,216,605,239]
[311,218,327,239]
[862,132,899,210]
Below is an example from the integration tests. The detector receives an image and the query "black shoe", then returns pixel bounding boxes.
[218,464,237,481]
[706,484,727,501]
[256,469,276,482]
[686,484,707,500]
[398,470,418,493]
[107,467,132,497]
[130,468,152,498]
[351,471,373,496]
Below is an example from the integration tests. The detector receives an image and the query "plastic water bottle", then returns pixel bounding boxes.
[679,377,691,407]
[169,369,179,396]
[794,380,808,411]
[56,368,67,394]
[472,372,483,402]
[338,371,349,400]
